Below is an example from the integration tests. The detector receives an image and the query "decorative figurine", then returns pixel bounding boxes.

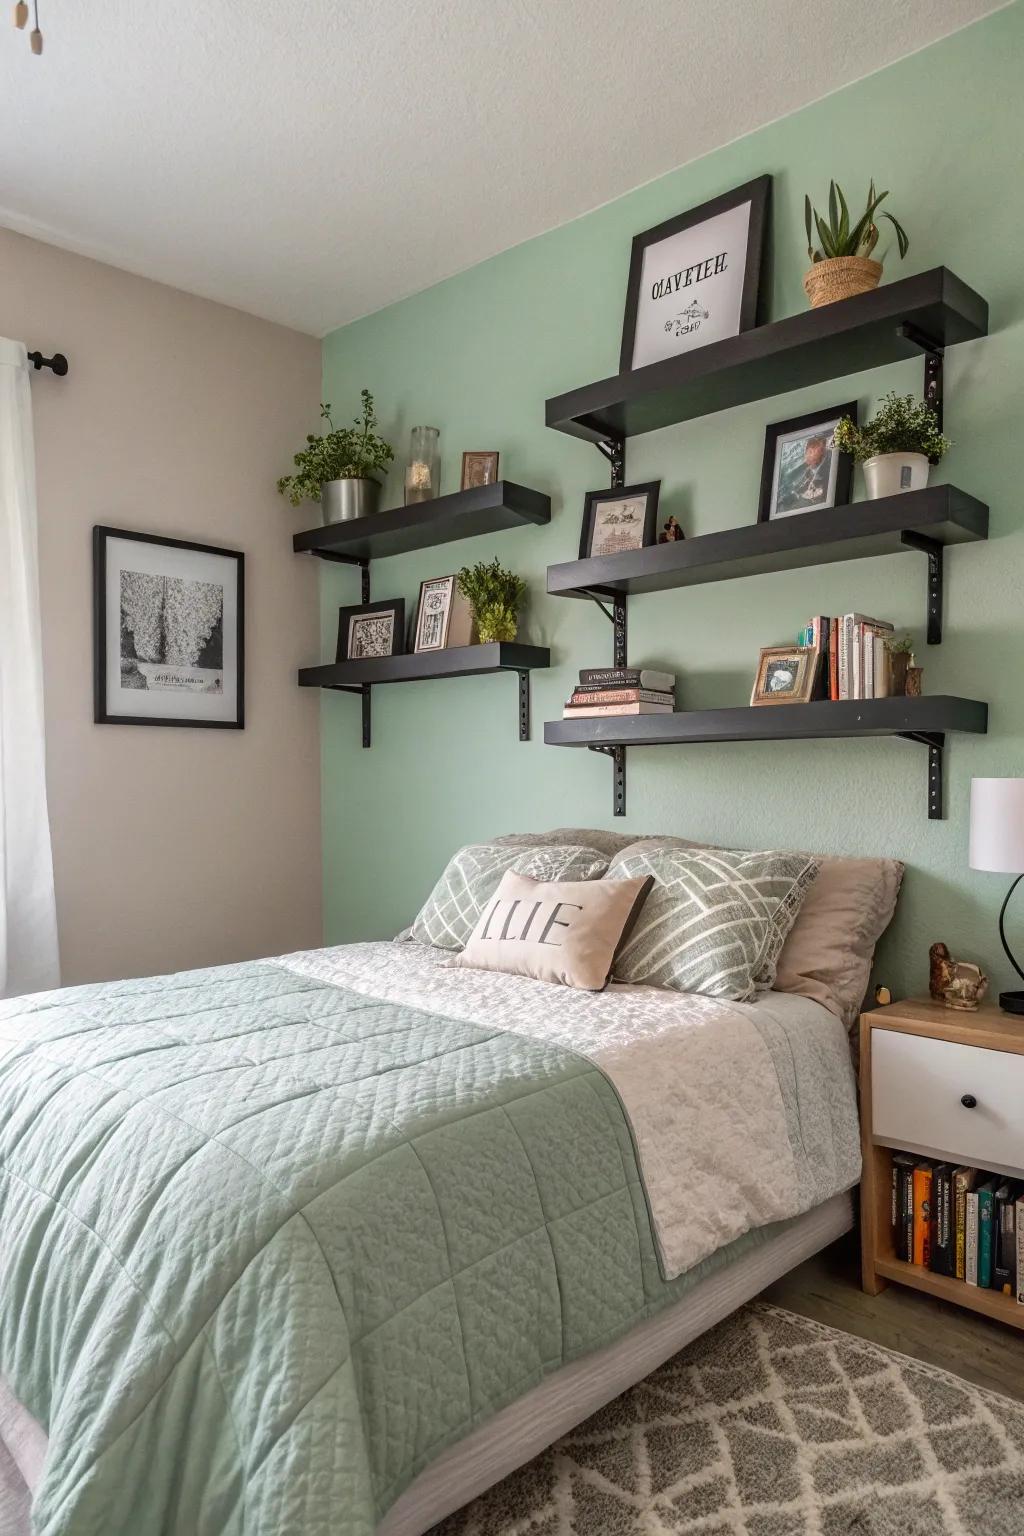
[874,985,892,1007]
[658,515,684,543]
[929,942,989,1011]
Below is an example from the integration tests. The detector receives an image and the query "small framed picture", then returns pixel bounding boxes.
[758,403,856,523]
[620,175,771,372]
[461,451,499,490]
[336,599,405,662]
[93,526,243,728]
[414,576,455,652]
[579,482,660,560]
[750,645,821,706]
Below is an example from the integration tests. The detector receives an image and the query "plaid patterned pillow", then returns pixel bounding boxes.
[410,843,609,951]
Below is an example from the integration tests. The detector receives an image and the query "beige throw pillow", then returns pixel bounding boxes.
[449,871,653,990]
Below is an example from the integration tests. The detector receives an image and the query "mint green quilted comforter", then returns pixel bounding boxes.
[0,955,786,1536]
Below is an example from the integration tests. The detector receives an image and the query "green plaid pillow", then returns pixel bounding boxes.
[410,843,609,951]
[607,844,820,1001]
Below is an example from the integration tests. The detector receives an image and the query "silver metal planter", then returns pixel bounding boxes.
[321,477,381,524]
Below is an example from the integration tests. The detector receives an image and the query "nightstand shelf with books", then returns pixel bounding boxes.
[860,997,1024,1332]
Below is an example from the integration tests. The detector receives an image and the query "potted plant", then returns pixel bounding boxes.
[803,180,909,308]
[277,390,393,525]
[834,392,950,499]
[882,633,914,697]
[456,558,527,644]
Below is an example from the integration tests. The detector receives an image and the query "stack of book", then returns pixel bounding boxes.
[562,667,676,719]
[799,613,895,702]
[891,1154,1024,1300]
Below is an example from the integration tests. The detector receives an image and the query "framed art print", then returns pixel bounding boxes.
[750,645,821,706]
[757,402,856,522]
[414,575,456,652]
[93,526,243,728]
[620,175,771,372]
[336,599,405,661]
[460,451,499,490]
[579,482,660,560]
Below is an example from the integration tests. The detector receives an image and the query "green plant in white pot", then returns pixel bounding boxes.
[277,391,394,525]
[457,558,527,645]
[834,392,950,499]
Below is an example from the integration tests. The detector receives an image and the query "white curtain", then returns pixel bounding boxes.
[0,339,59,997]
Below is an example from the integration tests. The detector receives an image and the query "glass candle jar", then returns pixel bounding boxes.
[404,426,441,505]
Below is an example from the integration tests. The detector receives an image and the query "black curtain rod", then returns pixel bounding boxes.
[27,350,69,376]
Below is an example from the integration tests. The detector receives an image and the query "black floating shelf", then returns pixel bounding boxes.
[293,480,550,563]
[299,643,551,747]
[546,268,987,444]
[545,696,988,820]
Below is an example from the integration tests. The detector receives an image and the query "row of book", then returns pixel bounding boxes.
[562,667,677,718]
[800,613,896,702]
[892,1153,1024,1300]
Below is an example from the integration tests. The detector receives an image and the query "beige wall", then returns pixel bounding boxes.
[0,229,323,985]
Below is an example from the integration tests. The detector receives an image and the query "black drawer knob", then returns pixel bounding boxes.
[961,1093,978,1109]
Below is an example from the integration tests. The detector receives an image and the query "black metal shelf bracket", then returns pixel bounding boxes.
[579,587,629,814]
[518,672,531,741]
[899,530,944,644]
[897,729,945,819]
[898,322,945,432]
[596,436,626,490]
[588,744,627,816]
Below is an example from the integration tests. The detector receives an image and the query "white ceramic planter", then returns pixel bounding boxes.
[862,452,930,499]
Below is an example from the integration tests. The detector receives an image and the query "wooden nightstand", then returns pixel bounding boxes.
[860,997,1024,1331]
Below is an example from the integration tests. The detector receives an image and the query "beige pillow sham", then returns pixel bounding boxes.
[449,870,653,991]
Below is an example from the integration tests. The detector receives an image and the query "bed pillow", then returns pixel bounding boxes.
[606,844,820,1001]
[449,870,653,990]
[408,842,610,951]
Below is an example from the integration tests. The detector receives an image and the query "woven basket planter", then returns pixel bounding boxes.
[803,256,883,308]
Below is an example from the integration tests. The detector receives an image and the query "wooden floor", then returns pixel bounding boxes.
[760,1228,1024,1404]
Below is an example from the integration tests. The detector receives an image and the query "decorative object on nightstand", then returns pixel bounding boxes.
[859,996,1024,1328]
[928,942,988,1011]
[970,777,1024,1016]
[404,426,441,505]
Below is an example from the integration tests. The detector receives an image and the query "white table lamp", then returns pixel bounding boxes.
[969,777,1024,1015]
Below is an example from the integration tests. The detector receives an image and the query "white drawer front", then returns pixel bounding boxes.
[872,1028,1024,1177]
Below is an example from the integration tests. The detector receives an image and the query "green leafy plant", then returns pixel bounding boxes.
[833,393,951,463]
[277,390,393,506]
[456,558,528,645]
[884,632,914,656]
[804,180,909,264]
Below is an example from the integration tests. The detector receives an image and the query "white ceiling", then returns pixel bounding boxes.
[2,0,1002,336]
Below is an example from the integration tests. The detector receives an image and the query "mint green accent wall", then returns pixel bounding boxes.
[319,3,1024,1000]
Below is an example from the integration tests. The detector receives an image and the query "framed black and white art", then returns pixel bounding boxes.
[93,526,244,728]
[620,175,771,372]
[757,402,856,523]
[579,482,660,560]
[336,599,406,661]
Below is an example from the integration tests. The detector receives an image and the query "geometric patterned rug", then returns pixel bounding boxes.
[432,1303,1024,1536]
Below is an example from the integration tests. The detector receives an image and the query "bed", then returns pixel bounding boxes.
[0,829,888,1536]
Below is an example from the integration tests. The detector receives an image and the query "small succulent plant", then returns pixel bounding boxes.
[804,180,909,264]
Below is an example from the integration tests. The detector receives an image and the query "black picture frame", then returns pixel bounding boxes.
[336,599,406,662]
[757,401,857,524]
[93,526,244,728]
[579,481,660,561]
[620,175,771,374]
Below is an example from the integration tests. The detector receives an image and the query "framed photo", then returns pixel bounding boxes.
[579,482,660,560]
[414,575,456,652]
[461,451,499,490]
[750,645,821,707]
[620,175,771,372]
[93,526,243,728]
[336,599,405,662]
[757,402,856,522]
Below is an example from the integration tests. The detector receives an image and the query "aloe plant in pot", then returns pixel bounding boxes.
[834,392,950,499]
[803,180,909,308]
[277,391,394,525]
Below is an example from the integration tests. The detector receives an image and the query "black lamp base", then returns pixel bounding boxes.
[999,990,1024,1016]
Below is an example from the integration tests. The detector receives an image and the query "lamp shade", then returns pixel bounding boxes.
[969,778,1024,874]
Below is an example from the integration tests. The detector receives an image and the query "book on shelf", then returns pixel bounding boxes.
[1017,1192,1024,1305]
[994,1182,1018,1296]
[912,1163,933,1268]
[966,1188,980,1285]
[931,1163,954,1277]
[839,613,893,700]
[891,1153,1023,1303]
[953,1166,977,1280]
[562,701,674,717]
[977,1180,996,1288]
[578,667,675,691]
[567,688,674,706]
[892,1151,916,1262]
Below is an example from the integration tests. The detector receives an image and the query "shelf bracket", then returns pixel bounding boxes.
[595,436,626,491]
[518,671,531,741]
[897,729,945,819]
[897,322,945,433]
[899,531,944,644]
[588,744,627,816]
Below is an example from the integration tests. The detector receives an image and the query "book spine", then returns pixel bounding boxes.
[892,1153,915,1262]
[829,618,839,702]
[562,702,674,717]
[978,1185,995,1288]
[1016,1195,1024,1304]
[838,616,850,701]
[577,668,674,690]
[994,1188,1015,1296]
[953,1168,971,1281]
[966,1192,979,1285]
[852,622,864,700]
[568,689,672,705]
[912,1165,932,1268]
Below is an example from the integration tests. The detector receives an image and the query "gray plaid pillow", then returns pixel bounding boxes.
[606,844,820,1001]
[410,843,609,951]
